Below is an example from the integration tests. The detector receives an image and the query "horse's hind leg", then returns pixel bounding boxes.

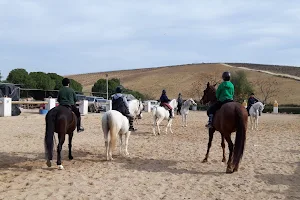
[221,135,226,162]
[224,134,234,173]
[202,128,215,163]
[57,133,66,170]
[124,131,131,156]
[119,133,123,155]
[68,132,74,160]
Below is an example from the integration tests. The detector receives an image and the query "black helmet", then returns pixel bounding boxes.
[162,89,166,94]
[222,71,231,81]
[250,92,254,95]
[178,93,181,95]
[62,78,70,86]
[116,86,122,93]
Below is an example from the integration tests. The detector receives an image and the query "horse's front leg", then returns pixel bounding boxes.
[68,132,74,160]
[202,128,215,162]
[255,117,259,130]
[57,134,66,170]
[250,117,254,130]
[184,114,188,127]
[152,117,157,136]
[181,114,184,127]
[124,131,131,156]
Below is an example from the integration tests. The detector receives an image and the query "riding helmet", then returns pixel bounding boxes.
[62,78,70,86]
[222,71,231,81]
[116,86,122,93]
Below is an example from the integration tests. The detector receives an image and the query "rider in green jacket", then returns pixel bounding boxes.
[205,72,234,128]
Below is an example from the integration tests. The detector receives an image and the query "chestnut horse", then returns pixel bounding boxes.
[44,105,77,170]
[200,82,248,173]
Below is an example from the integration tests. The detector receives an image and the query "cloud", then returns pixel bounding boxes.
[0,0,299,79]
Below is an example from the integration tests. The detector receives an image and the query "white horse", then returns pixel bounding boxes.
[152,99,178,136]
[128,99,144,123]
[181,98,197,127]
[249,102,265,130]
[101,110,131,161]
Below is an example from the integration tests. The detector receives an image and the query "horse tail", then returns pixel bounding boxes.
[232,105,247,168]
[44,109,57,161]
[107,112,117,151]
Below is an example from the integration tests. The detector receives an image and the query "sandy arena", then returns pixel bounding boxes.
[0,110,299,200]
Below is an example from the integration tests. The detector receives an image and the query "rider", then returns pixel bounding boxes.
[111,86,136,131]
[247,93,259,116]
[177,93,183,115]
[205,71,234,128]
[160,89,173,119]
[57,78,84,132]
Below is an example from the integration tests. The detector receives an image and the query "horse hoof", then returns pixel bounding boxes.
[69,155,73,160]
[222,158,226,162]
[226,167,234,174]
[46,160,52,167]
[202,159,208,163]
[58,165,64,170]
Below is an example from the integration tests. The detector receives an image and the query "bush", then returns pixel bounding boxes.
[29,72,55,90]
[231,71,253,102]
[7,68,36,88]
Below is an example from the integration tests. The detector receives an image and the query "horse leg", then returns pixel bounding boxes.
[202,128,215,163]
[185,114,188,127]
[255,117,258,130]
[250,116,254,130]
[221,135,226,162]
[224,135,234,173]
[156,117,164,135]
[181,114,184,127]
[167,119,174,134]
[68,132,74,160]
[119,133,123,155]
[124,131,131,156]
[57,133,66,170]
[152,116,157,136]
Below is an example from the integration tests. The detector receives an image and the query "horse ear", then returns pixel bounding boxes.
[207,82,210,87]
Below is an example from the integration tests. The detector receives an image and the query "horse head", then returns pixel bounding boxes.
[200,82,217,105]
[189,98,197,106]
[137,99,144,119]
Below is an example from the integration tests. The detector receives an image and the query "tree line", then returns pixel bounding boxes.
[3,68,83,92]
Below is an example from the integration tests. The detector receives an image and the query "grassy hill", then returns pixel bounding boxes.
[67,63,300,105]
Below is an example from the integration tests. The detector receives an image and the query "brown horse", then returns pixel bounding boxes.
[200,82,248,173]
[44,105,77,170]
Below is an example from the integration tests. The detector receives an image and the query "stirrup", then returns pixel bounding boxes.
[205,123,213,129]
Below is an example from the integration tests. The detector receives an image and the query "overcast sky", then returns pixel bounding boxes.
[0,0,299,79]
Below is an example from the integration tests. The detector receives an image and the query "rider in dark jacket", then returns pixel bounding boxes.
[247,93,259,116]
[57,78,84,132]
[160,89,173,118]
[111,86,136,131]
[177,93,183,115]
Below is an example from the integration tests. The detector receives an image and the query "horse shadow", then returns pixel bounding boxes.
[114,156,224,176]
[0,149,93,171]
[255,150,300,199]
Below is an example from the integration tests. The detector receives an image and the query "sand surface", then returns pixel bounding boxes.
[0,110,299,200]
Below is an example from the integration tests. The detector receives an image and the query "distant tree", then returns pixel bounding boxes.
[69,79,83,92]
[231,71,254,102]
[92,78,120,97]
[7,68,36,88]
[254,77,280,104]
[48,73,64,90]
[29,72,55,90]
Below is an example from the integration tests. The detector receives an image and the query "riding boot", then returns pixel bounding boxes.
[205,114,213,128]
[128,117,137,131]
[77,116,84,133]
[169,109,173,119]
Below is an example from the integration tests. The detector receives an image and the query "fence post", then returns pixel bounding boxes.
[106,100,112,111]
[45,97,56,110]
[273,100,278,114]
[0,97,12,117]
[79,100,88,115]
